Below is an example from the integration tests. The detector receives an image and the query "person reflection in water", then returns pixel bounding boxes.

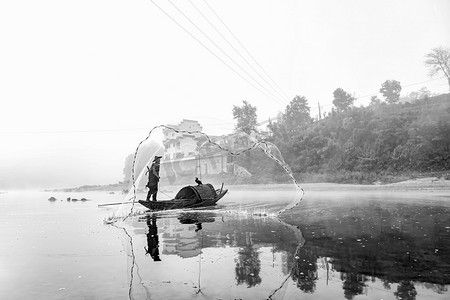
[145,155,161,202]
[145,215,161,261]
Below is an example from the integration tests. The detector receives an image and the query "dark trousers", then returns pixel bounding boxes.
[146,185,158,201]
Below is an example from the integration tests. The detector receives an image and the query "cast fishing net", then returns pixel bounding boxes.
[103,124,306,299]
[106,124,304,223]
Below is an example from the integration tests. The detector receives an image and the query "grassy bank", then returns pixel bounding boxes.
[294,171,450,185]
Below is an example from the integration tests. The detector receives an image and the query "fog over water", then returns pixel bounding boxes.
[1,0,449,190]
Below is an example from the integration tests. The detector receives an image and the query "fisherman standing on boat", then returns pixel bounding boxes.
[145,155,162,202]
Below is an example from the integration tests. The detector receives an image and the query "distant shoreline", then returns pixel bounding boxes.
[44,183,126,193]
[46,177,450,193]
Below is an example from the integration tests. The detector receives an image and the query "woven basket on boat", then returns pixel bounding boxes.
[175,183,216,201]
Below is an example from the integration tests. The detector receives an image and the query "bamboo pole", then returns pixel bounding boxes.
[98,202,134,207]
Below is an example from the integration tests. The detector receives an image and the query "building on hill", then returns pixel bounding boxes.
[160,119,252,183]
[163,119,203,161]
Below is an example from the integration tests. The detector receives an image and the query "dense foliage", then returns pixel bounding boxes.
[121,94,449,185]
[267,93,450,183]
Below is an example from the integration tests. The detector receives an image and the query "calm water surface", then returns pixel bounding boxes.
[0,187,449,299]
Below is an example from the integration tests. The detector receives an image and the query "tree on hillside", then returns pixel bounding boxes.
[369,95,381,106]
[332,88,355,112]
[232,100,258,135]
[425,46,450,92]
[407,87,432,101]
[380,80,402,104]
[283,95,312,134]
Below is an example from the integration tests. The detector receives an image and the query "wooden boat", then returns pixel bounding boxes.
[138,183,228,211]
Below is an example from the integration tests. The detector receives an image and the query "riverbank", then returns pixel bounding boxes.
[228,177,450,191]
[44,176,450,194]
[45,183,126,193]
[377,177,450,189]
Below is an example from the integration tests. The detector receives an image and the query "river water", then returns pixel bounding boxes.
[0,185,449,299]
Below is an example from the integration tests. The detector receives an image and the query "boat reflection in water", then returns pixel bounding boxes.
[129,211,302,299]
[130,200,450,300]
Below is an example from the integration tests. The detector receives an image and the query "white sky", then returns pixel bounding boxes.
[1,0,449,189]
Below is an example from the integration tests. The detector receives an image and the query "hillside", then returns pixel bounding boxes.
[259,93,450,184]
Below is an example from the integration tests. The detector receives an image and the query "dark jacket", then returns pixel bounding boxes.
[146,162,160,187]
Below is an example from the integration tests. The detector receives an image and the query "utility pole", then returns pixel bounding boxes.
[318,102,322,120]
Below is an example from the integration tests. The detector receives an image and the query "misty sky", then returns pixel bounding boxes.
[1,0,449,189]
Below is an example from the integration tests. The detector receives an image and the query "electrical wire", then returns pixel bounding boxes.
[163,0,287,106]
[355,77,446,100]
[188,0,289,104]
[0,127,152,134]
[149,0,245,85]
[201,0,291,101]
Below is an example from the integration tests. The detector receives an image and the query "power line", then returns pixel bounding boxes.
[0,127,153,134]
[403,76,446,88]
[355,77,446,100]
[0,121,236,135]
[188,0,289,104]
[149,0,277,104]
[0,127,199,135]
[201,0,291,101]
[163,0,287,106]
[285,78,449,118]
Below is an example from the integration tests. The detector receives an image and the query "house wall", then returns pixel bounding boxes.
[161,154,229,182]
[163,119,202,160]
[161,120,254,180]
